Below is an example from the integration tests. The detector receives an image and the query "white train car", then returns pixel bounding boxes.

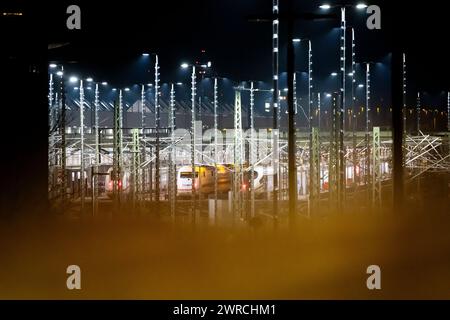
[177,164,275,196]
[177,164,232,196]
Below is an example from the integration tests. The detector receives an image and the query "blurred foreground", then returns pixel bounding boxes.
[1,201,450,299]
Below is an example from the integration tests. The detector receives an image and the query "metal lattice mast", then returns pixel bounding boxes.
[272,0,279,221]
[416,91,421,133]
[191,66,197,218]
[338,6,346,211]
[372,127,381,209]
[249,81,256,219]
[317,93,321,130]
[351,28,356,126]
[112,90,123,199]
[340,7,346,128]
[310,127,320,216]
[79,80,85,212]
[351,28,358,185]
[140,84,146,195]
[447,91,450,132]
[93,83,100,215]
[402,53,408,171]
[403,53,407,135]
[112,99,118,196]
[329,93,339,208]
[48,73,54,133]
[293,72,297,119]
[365,63,371,191]
[132,129,140,208]
[60,69,67,203]
[307,39,314,217]
[308,40,313,128]
[154,55,161,204]
[169,83,177,219]
[119,90,124,170]
[48,74,54,198]
[213,78,219,220]
[141,84,145,132]
[234,90,244,220]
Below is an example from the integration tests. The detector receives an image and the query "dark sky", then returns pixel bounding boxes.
[2,0,450,102]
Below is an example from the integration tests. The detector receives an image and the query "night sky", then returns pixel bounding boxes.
[2,1,449,103]
[38,0,449,106]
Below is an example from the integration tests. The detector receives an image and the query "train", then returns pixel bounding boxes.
[65,161,391,199]
[176,164,272,196]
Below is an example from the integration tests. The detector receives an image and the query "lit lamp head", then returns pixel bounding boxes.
[319,4,331,10]
[356,3,368,10]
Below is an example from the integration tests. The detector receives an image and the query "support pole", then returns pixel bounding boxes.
[287,4,297,225]
[214,78,219,222]
[310,127,320,216]
[93,83,100,216]
[307,39,313,217]
[338,6,346,212]
[234,90,244,221]
[132,128,140,208]
[154,55,161,204]
[416,91,421,133]
[249,81,256,219]
[141,84,146,197]
[329,93,339,210]
[169,83,177,219]
[317,93,321,131]
[351,28,357,185]
[365,63,371,197]
[447,91,450,132]
[48,74,54,199]
[79,80,85,213]
[272,0,279,223]
[60,70,67,205]
[372,126,381,209]
[403,53,407,136]
[191,66,197,220]
[112,90,123,204]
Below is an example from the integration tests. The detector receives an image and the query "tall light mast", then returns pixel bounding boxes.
[272,0,279,221]
[79,80,85,212]
[154,55,161,204]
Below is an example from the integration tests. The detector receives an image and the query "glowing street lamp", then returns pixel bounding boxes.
[319,4,331,9]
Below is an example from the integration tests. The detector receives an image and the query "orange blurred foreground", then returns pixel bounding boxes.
[1,206,450,300]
